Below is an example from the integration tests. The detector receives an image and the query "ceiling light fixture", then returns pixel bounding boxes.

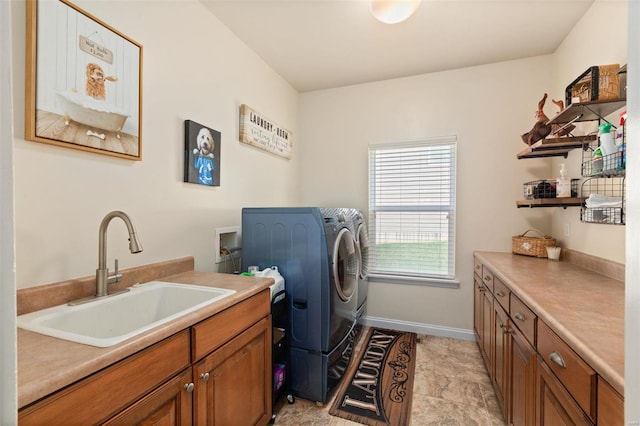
[370,0,422,25]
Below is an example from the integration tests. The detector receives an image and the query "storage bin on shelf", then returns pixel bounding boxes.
[523,179,579,199]
[565,64,621,106]
[523,180,556,200]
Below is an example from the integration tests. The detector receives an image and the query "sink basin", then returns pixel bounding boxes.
[17,281,236,347]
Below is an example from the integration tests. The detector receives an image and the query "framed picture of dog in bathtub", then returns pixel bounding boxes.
[184,120,221,187]
[25,0,143,160]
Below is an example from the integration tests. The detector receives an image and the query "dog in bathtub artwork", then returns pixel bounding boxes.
[184,120,221,187]
[56,62,128,142]
[26,0,142,159]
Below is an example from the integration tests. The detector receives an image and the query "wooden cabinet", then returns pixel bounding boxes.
[537,320,596,422]
[473,273,493,373]
[473,255,623,426]
[103,368,193,426]
[597,379,624,426]
[536,356,593,425]
[19,289,272,426]
[510,322,536,426]
[19,331,191,425]
[492,302,510,420]
[194,317,271,425]
[191,289,272,425]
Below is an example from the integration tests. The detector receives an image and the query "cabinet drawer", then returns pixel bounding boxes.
[493,277,510,311]
[473,258,482,278]
[192,289,270,361]
[538,320,596,421]
[510,294,536,346]
[19,331,190,425]
[481,266,494,292]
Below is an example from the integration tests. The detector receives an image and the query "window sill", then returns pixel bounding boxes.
[368,273,460,289]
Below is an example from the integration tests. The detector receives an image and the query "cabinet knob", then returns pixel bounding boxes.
[184,382,195,393]
[514,312,525,322]
[484,275,491,282]
[475,264,481,270]
[549,351,566,368]
[200,372,210,382]
[495,290,505,297]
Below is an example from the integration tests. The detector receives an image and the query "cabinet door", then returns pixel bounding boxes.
[103,368,193,426]
[492,302,510,421]
[597,379,624,426]
[536,356,593,426]
[194,316,272,426]
[473,275,483,344]
[481,283,494,377]
[474,275,492,373]
[510,324,536,426]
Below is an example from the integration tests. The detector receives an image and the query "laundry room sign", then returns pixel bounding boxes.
[239,104,292,159]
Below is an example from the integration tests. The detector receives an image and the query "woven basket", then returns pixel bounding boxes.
[512,229,557,258]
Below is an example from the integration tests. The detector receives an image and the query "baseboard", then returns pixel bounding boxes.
[359,315,476,342]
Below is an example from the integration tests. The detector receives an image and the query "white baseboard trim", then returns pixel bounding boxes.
[359,315,476,342]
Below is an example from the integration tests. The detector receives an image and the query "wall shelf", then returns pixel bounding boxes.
[547,99,626,125]
[516,135,596,159]
[516,198,585,209]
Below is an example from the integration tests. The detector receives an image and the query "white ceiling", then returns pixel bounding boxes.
[201,0,595,93]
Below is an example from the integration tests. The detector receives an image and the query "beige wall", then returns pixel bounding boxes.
[12,0,300,289]
[299,56,556,331]
[550,0,627,263]
[298,0,627,331]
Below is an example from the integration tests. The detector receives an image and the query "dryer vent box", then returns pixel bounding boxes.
[215,226,241,264]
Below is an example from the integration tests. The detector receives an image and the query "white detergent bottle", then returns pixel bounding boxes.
[556,163,571,198]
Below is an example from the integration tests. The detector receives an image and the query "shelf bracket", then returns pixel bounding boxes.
[583,104,617,129]
[551,111,583,136]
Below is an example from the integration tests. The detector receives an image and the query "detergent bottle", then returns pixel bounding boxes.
[556,163,571,198]
[598,122,615,156]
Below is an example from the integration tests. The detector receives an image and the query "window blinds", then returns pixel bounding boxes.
[368,137,457,279]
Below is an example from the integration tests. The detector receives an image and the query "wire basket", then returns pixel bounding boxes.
[580,177,626,225]
[523,180,556,200]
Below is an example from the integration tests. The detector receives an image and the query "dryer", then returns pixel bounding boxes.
[348,209,370,319]
[241,207,359,403]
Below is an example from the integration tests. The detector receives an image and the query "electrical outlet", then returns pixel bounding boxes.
[563,223,570,238]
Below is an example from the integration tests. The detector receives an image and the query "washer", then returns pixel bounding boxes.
[241,207,359,403]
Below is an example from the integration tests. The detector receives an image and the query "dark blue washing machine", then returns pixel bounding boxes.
[241,207,359,403]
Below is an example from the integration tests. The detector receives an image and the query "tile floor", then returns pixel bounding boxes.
[272,332,507,426]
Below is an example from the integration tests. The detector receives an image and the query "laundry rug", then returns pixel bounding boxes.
[329,328,417,426]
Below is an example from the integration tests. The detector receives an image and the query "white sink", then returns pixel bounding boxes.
[17,281,236,347]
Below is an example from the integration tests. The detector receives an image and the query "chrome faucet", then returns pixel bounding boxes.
[95,211,143,297]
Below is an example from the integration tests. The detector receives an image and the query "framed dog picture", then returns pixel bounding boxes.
[25,0,143,160]
[184,120,221,187]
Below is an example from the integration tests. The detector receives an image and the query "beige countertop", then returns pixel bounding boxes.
[18,268,274,409]
[474,251,624,395]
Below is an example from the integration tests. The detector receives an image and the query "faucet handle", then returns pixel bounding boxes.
[108,258,123,284]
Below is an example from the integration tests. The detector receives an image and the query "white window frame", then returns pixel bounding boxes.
[367,136,458,287]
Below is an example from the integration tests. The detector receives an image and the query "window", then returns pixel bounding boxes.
[368,137,457,282]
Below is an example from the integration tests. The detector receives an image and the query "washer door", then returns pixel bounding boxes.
[356,223,369,280]
[332,228,359,302]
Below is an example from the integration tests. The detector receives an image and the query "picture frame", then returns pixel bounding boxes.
[184,120,221,187]
[25,0,143,160]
